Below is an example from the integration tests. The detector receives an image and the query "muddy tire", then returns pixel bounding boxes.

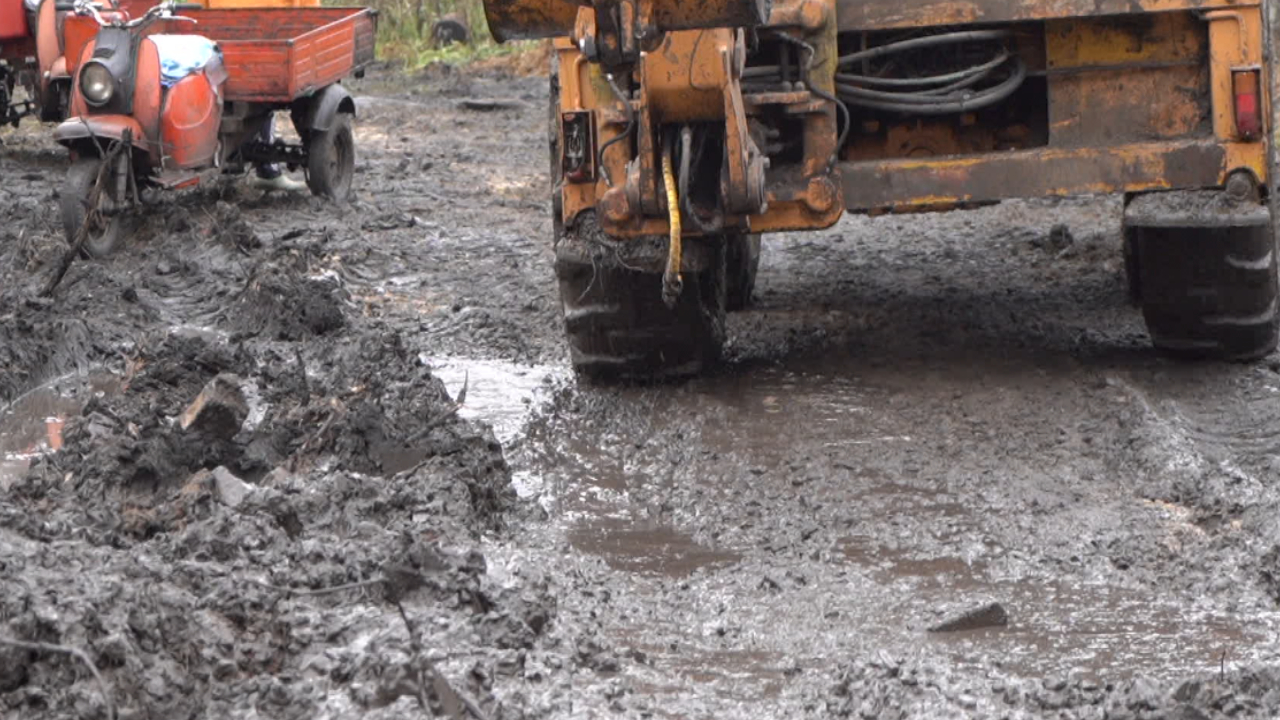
[556,221,727,381]
[1125,193,1279,361]
[60,156,124,259]
[726,233,760,311]
[306,112,355,201]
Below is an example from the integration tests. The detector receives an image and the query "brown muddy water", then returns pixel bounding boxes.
[0,371,119,488]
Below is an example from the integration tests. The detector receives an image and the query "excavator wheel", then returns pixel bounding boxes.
[549,60,726,381]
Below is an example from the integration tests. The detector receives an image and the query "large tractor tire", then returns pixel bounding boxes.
[555,216,727,381]
[726,233,760,311]
[1123,190,1279,361]
[548,54,732,381]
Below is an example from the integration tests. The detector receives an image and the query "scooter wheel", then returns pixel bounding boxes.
[306,112,355,201]
[60,157,124,259]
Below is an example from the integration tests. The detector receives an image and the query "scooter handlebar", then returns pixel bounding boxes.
[124,2,196,27]
[72,0,196,28]
[71,0,107,26]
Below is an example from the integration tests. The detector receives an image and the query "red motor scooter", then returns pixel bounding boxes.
[54,0,376,256]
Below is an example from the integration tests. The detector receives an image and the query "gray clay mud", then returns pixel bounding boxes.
[4,60,1280,719]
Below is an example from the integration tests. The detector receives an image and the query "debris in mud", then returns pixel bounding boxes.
[209,200,262,251]
[180,372,249,440]
[927,601,1008,633]
[1047,223,1074,251]
[225,257,346,341]
[0,323,545,718]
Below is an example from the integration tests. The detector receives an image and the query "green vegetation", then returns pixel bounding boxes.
[394,36,533,69]
[339,0,518,68]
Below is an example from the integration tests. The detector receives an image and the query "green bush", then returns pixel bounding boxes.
[349,0,501,67]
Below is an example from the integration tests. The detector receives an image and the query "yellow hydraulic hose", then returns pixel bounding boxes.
[661,141,683,308]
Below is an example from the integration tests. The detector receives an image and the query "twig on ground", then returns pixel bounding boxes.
[395,601,491,720]
[0,636,116,720]
[394,601,435,715]
[252,577,386,598]
[294,348,310,400]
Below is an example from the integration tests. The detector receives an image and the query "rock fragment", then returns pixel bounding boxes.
[928,601,1008,633]
[212,466,252,508]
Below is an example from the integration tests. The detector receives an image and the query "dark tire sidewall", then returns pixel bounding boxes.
[306,113,355,201]
[726,233,760,311]
[1130,215,1279,361]
[60,156,123,259]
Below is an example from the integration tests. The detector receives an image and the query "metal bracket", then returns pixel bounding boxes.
[561,110,597,182]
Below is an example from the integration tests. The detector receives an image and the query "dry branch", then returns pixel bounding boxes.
[41,130,131,297]
[395,601,491,720]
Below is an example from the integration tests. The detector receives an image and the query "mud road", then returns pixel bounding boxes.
[3,60,1280,719]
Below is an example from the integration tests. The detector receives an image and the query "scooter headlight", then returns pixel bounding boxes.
[80,62,115,106]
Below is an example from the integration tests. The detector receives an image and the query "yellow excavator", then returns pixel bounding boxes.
[482,0,1279,379]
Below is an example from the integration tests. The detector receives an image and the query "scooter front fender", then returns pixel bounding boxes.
[55,115,148,155]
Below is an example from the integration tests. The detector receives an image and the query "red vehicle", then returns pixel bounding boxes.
[1,0,63,124]
[2,0,175,126]
[54,0,376,255]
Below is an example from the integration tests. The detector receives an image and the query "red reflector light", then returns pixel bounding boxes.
[1233,69,1262,141]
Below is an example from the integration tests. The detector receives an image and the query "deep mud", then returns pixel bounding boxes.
[4,59,1280,719]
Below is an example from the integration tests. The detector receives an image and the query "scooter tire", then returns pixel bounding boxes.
[60,157,124,259]
[306,112,355,201]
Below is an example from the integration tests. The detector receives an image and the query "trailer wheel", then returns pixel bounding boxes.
[306,112,355,201]
[726,233,760,311]
[1124,191,1279,361]
[60,156,124,259]
[556,214,727,381]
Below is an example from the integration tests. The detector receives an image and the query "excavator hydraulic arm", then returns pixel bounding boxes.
[484,0,845,239]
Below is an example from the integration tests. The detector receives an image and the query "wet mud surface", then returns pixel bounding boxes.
[4,61,1280,718]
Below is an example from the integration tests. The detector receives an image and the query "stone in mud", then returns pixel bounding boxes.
[927,601,1008,633]
[180,373,248,440]
[212,466,252,508]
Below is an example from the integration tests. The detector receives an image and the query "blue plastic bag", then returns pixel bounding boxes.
[149,34,220,87]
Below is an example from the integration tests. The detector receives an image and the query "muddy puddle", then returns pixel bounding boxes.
[508,350,1280,696]
[0,371,119,489]
[424,356,567,500]
[424,356,564,445]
